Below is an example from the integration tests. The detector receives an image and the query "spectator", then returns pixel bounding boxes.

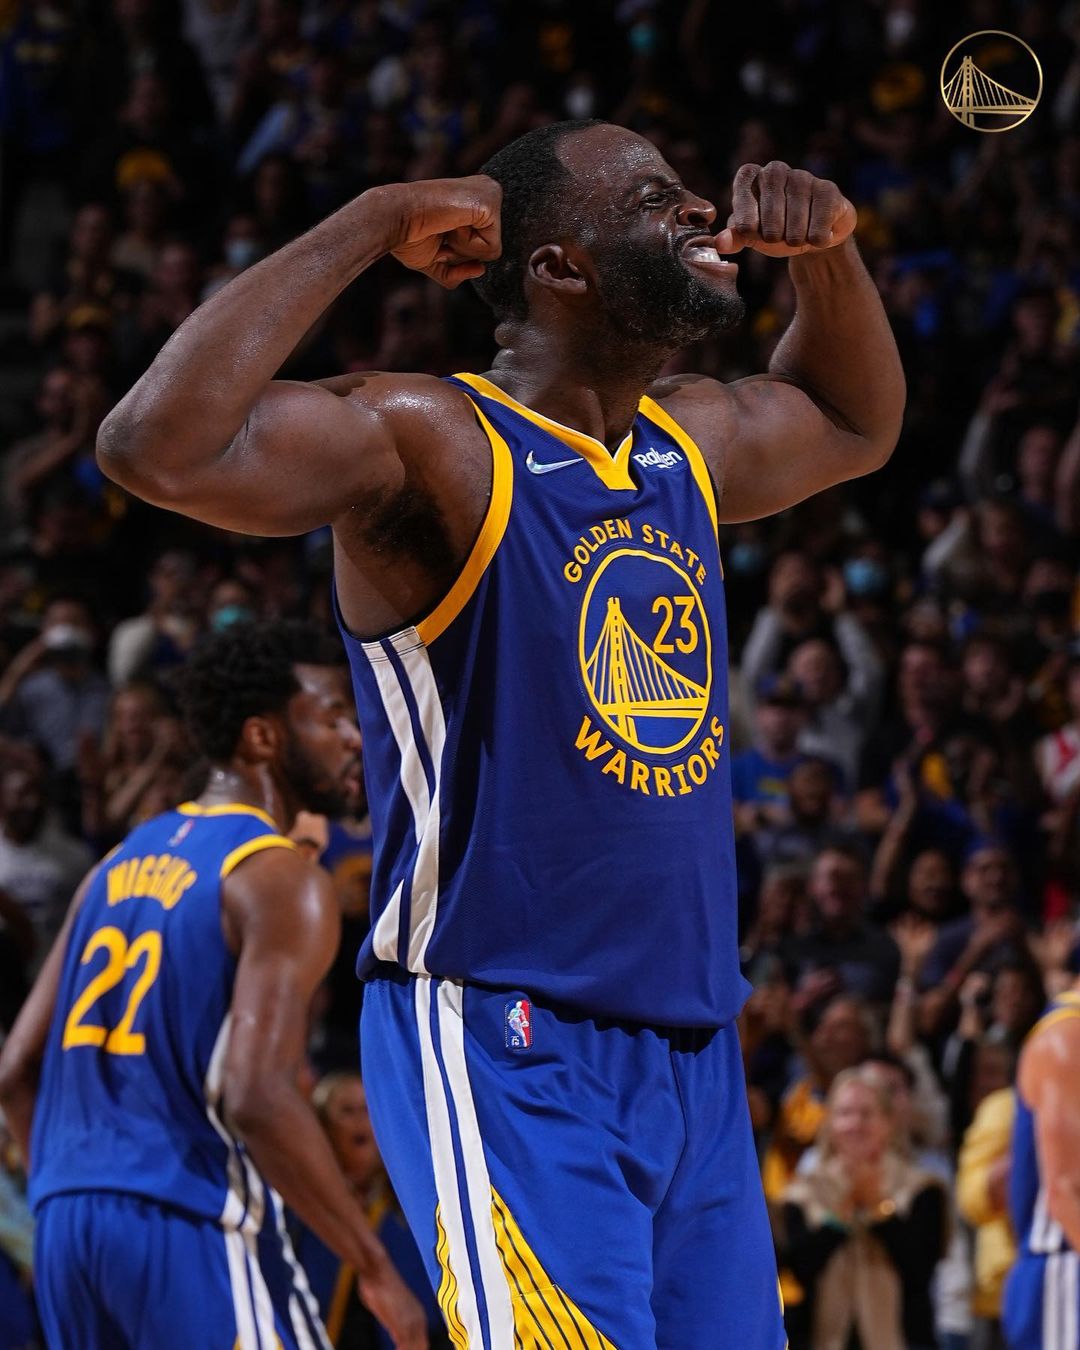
[742,553,885,787]
[787,847,900,1011]
[2,366,107,543]
[107,549,200,686]
[28,203,138,349]
[761,993,876,1203]
[93,683,188,841]
[956,1083,1017,1350]
[731,673,809,836]
[0,595,109,774]
[752,757,861,872]
[779,1067,949,1350]
[857,640,960,838]
[293,1072,450,1349]
[0,752,92,964]
[918,845,1030,1040]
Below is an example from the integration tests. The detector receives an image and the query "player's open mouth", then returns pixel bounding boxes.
[678,235,738,278]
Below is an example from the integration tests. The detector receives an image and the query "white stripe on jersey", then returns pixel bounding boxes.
[414,977,484,1345]
[204,1013,256,1233]
[224,1228,260,1348]
[1033,1186,1067,1255]
[268,1189,333,1350]
[364,635,447,973]
[435,979,517,1344]
[1066,1250,1079,1348]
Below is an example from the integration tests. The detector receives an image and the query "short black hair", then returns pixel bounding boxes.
[178,620,344,762]
[472,120,604,323]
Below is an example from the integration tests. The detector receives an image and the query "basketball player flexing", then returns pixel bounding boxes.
[0,623,427,1349]
[1003,976,1080,1347]
[95,123,904,1347]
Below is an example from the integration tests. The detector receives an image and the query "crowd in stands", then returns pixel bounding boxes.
[1,0,1080,1345]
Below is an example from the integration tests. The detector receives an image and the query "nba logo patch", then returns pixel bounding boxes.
[505,999,532,1051]
[167,819,195,848]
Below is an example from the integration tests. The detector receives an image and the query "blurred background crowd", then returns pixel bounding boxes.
[1,0,1080,1345]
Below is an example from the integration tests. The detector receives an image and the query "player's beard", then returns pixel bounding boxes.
[591,237,745,347]
[280,732,354,817]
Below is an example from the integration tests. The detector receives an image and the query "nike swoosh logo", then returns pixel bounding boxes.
[525,450,582,475]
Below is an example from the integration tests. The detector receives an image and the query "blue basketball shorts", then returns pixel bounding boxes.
[34,1189,331,1349]
[1003,1250,1080,1348]
[360,973,785,1349]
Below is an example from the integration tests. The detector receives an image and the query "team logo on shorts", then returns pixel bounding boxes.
[505,999,532,1051]
[578,547,712,755]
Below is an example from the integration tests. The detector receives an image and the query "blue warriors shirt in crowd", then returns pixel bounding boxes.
[336,373,748,1028]
[29,802,297,1222]
[1004,989,1080,1347]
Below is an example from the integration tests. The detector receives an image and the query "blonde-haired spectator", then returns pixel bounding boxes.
[778,1067,949,1350]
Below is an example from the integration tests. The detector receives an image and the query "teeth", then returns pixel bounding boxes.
[685,245,721,262]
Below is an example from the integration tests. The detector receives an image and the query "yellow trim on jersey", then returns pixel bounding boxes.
[416,397,514,646]
[178,801,279,831]
[326,1261,354,1345]
[454,372,636,492]
[638,395,720,545]
[219,834,298,879]
[434,1205,470,1349]
[1027,1003,1080,1042]
[491,1188,616,1350]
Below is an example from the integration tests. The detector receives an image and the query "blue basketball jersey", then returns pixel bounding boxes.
[1010,990,1080,1257]
[336,373,748,1027]
[29,802,298,1224]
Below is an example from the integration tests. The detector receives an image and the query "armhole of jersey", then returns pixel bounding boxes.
[638,395,722,552]
[415,396,514,645]
[220,834,299,880]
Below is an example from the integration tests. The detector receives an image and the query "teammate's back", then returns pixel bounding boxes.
[1004,987,1080,1348]
[0,620,428,1350]
[30,801,293,1222]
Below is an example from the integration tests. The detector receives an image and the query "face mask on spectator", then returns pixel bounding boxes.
[729,541,766,575]
[43,624,94,655]
[843,557,889,597]
[225,239,261,271]
[211,604,255,631]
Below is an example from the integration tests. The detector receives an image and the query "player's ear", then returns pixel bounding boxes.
[238,713,280,765]
[528,244,587,296]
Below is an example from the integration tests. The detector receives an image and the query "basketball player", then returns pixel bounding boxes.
[1002,977,1080,1347]
[94,122,904,1346]
[0,622,427,1349]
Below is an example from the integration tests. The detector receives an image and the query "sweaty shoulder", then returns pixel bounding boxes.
[219,843,338,956]
[1019,1006,1080,1107]
[319,371,483,463]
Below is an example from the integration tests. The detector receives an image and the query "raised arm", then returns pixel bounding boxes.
[654,162,905,523]
[96,178,501,536]
[220,849,427,1349]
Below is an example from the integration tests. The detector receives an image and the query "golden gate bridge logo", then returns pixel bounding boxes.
[940,31,1042,133]
[579,550,712,755]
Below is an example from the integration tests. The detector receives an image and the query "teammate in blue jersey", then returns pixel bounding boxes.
[1002,979,1080,1348]
[95,121,904,1346]
[0,622,427,1350]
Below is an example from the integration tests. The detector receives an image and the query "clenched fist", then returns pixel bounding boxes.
[715,162,856,258]
[379,176,502,289]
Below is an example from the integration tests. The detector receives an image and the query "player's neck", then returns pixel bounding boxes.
[488,329,671,452]
[197,764,293,833]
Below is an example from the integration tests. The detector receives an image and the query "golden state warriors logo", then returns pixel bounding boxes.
[940,31,1041,132]
[579,548,711,755]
